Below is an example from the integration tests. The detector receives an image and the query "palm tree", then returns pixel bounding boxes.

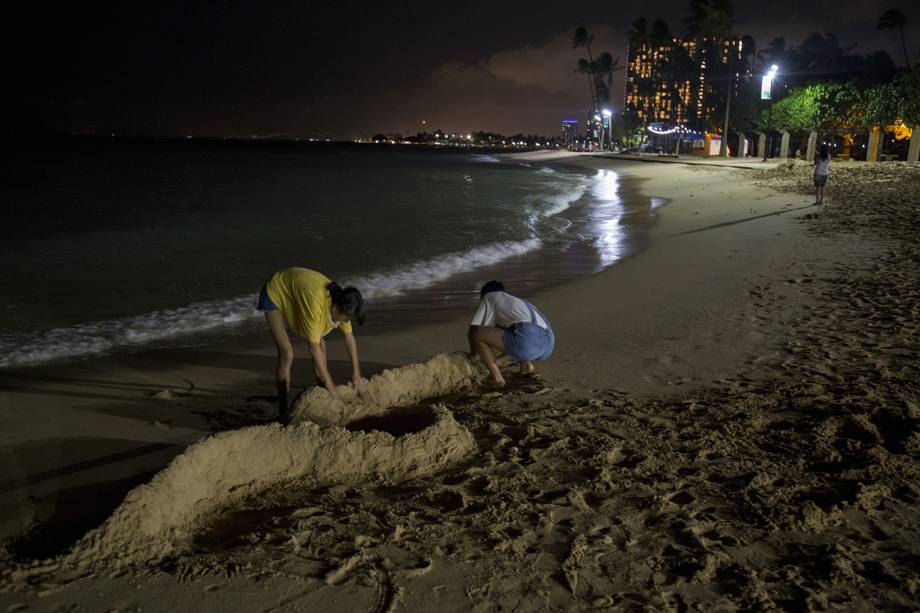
[796,32,857,78]
[575,59,598,112]
[661,44,699,155]
[758,37,788,70]
[711,34,754,156]
[627,17,649,48]
[684,0,735,151]
[877,9,910,70]
[649,18,672,47]
[625,17,661,126]
[572,26,595,55]
[684,0,734,123]
[683,0,733,40]
[573,26,598,111]
[595,52,623,112]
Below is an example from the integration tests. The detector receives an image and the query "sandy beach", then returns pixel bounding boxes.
[1,153,918,611]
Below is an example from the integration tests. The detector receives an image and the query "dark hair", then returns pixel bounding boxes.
[819,144,829,161]
[328,281,365,325]
[480,280,505,297]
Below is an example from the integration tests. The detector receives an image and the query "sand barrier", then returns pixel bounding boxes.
[292,351,486,426]
[38,353,483,572]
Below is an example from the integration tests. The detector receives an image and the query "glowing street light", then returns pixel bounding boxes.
[602,109,613,151]
[592,114,605,150]
[761,65,780,161]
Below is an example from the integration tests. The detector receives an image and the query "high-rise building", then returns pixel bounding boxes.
[585,113,601,147]
[624,36,745,129]
[561,120,578,147]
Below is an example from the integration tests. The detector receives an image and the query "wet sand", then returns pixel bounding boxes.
[1,155,918,611]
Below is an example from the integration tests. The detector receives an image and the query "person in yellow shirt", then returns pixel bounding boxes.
[257,268,367,423]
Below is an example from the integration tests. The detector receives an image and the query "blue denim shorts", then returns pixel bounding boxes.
[503,322,555,361]
[256,285,279,311]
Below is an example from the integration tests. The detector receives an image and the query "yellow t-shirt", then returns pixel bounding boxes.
[265,268,353,343]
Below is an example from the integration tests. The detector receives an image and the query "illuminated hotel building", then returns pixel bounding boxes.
[624,36,744,128]
[561,120,578,146]
[585,114,602,147]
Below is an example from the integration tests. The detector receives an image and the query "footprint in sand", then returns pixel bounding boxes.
[668,491,696,506]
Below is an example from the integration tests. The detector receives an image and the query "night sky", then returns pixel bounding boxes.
[4,0,916,139]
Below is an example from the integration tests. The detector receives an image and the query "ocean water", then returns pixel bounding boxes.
[0,140,660,367]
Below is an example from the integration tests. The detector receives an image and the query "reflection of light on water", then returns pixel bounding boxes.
[650,197,667,210]
[590,169,626,267]
[592,168,621,204]
[596,217,625,267]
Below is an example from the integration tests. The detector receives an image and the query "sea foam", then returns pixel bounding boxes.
[0,163,592,368]
[0,238,544,367]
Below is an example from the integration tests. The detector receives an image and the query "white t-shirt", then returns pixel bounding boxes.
[470,292,548,329]
[815,157,830,176]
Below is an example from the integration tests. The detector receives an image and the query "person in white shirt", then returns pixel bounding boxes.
[814,143,831,204]
[468,280,555,387]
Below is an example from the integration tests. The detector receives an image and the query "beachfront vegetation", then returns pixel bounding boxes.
[764,82,863,134]
[612,3,916,159]
[756,66,919,129]
[740,31,899,134]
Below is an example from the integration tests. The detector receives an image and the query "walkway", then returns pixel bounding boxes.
[593,153,786,170]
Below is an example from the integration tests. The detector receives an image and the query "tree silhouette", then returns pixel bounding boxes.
[682,0,733,40]
[627,17,649,48]
[877,9,910,70]
[625,16,657,125]
[595,52,623,112]
[572,27,598,111]
[758,37,792,74]
[684,0,735,144]
[650,18,673,47]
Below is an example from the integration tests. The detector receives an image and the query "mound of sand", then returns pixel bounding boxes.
[292,352,486,426]
[6,354,485,581]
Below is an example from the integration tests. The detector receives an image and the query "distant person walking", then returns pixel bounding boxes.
[257,268,366,423]
[814,144,831,204]
[468,281,555,387]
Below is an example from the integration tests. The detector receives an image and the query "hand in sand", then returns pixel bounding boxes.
[323,384,342,401]
[353,376,368,400]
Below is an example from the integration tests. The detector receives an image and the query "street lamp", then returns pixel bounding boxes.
[602,109,612,152]
[593,114,603,151]
[762,64,779,162]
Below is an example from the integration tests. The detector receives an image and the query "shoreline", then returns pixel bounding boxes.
[0,154,648,370]
[2,155,918,610]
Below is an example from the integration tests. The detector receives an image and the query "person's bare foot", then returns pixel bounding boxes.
[519,361,535,375]
[488,374,506,388]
